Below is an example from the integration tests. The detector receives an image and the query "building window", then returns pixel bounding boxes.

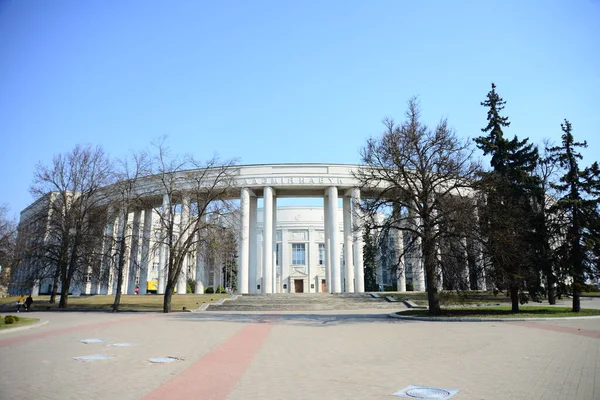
[318,243,326,265]
[276,243,281,266]
[292,243,306,265]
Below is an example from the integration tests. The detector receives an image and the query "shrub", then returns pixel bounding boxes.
[4,315,15,324]
[13,315,20,322]
[215,285,226,294]
[187,279,195,294]
[383,283,397,292]
[204,287,214,294]
[406,283,414,292]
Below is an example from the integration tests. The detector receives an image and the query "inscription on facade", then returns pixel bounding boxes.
[235,176,344,187]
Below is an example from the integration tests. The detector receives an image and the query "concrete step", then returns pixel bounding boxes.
[205,293,408,311]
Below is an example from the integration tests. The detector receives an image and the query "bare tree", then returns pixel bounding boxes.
[29,145,113,308]
[0,205,17,295]
[532,139,563,304]
[355,98,480,315]
[144,139,237,313]
[109,151,151,312]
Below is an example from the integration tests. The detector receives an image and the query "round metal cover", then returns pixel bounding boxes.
[405,387,451,399]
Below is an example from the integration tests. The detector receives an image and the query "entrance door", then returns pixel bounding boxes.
[294,279,304,293]
[321,279,326,293]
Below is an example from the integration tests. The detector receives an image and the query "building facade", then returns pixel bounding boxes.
[10,163,485,296]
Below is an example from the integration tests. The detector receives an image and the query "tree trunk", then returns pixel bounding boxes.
[112,214,128,313]
[572,292,581,312]
[546,272,556,305]
[58,277,70,308]
[423,235,441,315]
[572,280,582,313]
[49,267,60,304]
[163,284,173,313]
[112,266,123,313]
[510,282,519,312]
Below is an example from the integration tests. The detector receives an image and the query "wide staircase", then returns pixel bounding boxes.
[205,293,407,312]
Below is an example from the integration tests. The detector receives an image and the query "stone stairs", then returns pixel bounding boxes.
[205,293,407,311]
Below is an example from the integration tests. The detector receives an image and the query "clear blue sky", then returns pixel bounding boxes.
[1,0,599,219]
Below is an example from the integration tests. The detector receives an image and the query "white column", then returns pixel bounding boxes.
[158,194,169,294]
[127,210,142,294]
[352,188,365,293]
[461,237,470,290]
[432,208,443,292]
[393,204,406,292]
[262,187,274,293]
[436,246,444,291]
[473,204,487,290]
[328,186,341,293]
[410,208,426,291]
[194,216,206,294]
[272,195,278,293]
[238,188,250,293]
[396,228,406,292]
[249,196,258,293]
[323,194,331,292]
[112,208,127,294]
[138,208,152,295]
[177,195,190,294]
[343,196,355,293]
[282,229,290,293]
[308,228,315,293]
[100,206,116,295]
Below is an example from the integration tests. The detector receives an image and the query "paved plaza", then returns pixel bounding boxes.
[1,299,599,400]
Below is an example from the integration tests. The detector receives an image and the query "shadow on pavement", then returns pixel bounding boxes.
[164,311,420,327]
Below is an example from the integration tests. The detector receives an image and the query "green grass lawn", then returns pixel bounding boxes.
[0,294,230,312]
[398,306,600,318]
[0,316,40,330]
[582,292,600,297]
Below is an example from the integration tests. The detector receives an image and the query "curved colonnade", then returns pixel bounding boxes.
[16,163,484,296]
[111,163,380,295]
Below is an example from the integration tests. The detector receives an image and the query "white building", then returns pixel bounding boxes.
[10,163,484,296]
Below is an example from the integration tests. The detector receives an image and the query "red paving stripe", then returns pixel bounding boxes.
[0,314,157,347]
[509,321,600,339]
[141,322,273,400]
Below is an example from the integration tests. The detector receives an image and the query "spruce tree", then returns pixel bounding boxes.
[547,120,600,312]
[475,83,541,312]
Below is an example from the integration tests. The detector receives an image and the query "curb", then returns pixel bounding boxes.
[388,312,600,322]
[0,319,49,335]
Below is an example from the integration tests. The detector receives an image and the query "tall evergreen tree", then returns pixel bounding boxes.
[547,120,600,312]
[475,83,541,312]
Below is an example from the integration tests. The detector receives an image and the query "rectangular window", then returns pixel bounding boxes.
[276,243,281,266]
[292,243,306,265]
[318,243,326,265]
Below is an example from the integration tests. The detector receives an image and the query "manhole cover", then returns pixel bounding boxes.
[393,385,458,399]
[148,357,180,363]
[72,354,114,362]
[406,387,450,398]
[79,338,104,344]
